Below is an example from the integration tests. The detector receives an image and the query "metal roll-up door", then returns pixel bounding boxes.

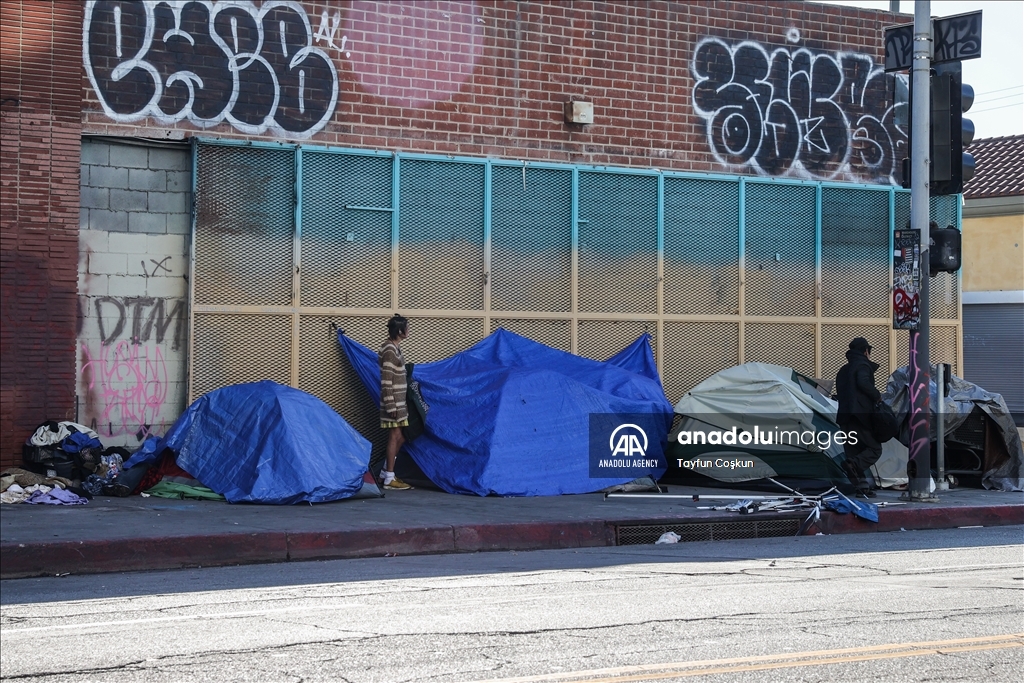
[963,303,1024,417]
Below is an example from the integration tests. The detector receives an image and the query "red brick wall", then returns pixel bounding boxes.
[81,0,908,183]
[0,1,83,468]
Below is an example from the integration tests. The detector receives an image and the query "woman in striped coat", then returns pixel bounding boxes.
[378,315,413,490]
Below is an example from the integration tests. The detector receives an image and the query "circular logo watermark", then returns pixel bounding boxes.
[609,423,649,458]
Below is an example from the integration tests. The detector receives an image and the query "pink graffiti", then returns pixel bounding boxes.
[906,333,930,466]
[81,341,168,438]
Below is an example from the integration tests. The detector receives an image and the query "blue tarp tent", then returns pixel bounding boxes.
[163,380,373,504]
[338,329,673,496]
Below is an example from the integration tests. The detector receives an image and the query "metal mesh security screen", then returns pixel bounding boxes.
[745,323,816,378]
[578,172,659,314]
[577,319,656,362]
[896,192,960,321]
[194,145,295,307]
[399,160,485,311]
[935,325,960,371]
[821,188,890,319]
[930,196,960,320]
[931,272,959,320]
[663,178,740,316]
[744,183,816,317]
[491,318,572,352]
[895,191,911,233]
[662,322,739,402]
[490,165,572,313]
[895,327,959,376]
[300,152,393,309]
[190,142,960,440]
[399,317,485,363]
[191,313,291,397]
[300,315,389,466]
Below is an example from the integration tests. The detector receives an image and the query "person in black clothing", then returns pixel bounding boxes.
[836,337,882,498]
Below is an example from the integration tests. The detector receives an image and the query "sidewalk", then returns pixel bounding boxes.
[2,485,1021,579]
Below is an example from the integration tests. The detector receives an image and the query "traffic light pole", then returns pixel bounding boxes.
[908,0,935,501]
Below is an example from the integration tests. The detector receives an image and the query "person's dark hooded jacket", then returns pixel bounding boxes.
[836,349,881,426]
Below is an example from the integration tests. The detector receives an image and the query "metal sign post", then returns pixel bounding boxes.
[886,3,982,501]
[936,362,948,490]
[907,0,935,501]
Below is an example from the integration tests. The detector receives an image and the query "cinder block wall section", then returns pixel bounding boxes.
[77,139,191,448]
[0,2,83,469]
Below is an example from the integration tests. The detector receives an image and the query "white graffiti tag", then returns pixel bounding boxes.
[83,0,339,138]
[314,9,351,56]
[692,37,905,183]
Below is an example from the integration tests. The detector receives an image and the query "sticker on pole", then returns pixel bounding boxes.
[893,230,921,330]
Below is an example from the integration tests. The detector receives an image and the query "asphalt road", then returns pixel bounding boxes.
[2,526,1022,682]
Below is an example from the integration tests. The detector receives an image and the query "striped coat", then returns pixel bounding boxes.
[379,340,408,422]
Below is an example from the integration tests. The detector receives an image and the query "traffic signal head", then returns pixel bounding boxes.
[930,62,975,195]
[929,224,962,275]
[960,82,976,184]
[897,63,976,194]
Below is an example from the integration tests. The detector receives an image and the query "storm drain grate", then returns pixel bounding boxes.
[615,518,801,545]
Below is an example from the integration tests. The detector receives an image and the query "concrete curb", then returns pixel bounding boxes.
[2,504,1021,579]
[814,502,1024,535]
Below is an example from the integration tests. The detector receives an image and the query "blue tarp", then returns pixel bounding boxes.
[163,380,372,504]
[338,329,674,496]
[123,435,161,470]
[61,431,102,454]
[823,496,879,523]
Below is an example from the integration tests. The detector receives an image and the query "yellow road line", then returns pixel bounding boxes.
[467,633,1024,683]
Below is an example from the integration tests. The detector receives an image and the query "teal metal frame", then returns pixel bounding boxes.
[188,137,963,397]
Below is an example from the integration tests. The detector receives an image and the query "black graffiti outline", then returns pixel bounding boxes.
[933,12,983,64]
[83,0,339,138]
[692,37,905,183]
[144,256,172,277]
[94,296,186,350]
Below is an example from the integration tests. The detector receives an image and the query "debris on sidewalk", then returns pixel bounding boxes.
[655,531,681,544]
[1,466,82,504]
[24,488,88,506]
[607,480,881,536]
[1,483,50,504]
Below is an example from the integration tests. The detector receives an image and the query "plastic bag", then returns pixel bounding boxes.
[655,531,681,544]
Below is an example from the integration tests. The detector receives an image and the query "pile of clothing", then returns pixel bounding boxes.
[16,421,147,501]
[22,421,104,481]
[0,467,88,505]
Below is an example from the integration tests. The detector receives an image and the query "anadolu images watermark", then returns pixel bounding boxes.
[668,414,860,479]
[675,424,859,452]
[588,413,669,478]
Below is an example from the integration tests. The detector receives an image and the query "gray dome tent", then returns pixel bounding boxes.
[664,363,854,492]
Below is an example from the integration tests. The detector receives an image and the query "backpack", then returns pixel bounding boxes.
[403,363,430,442]
[871,401,899,443]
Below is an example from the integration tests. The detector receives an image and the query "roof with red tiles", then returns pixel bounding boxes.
[963,135,1024,199]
